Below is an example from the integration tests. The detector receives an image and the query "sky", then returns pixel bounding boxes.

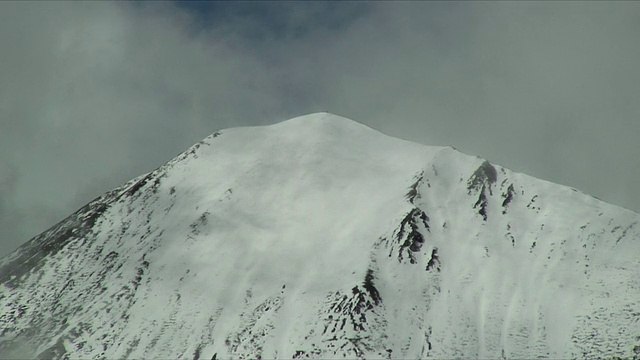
[1,1,639,257]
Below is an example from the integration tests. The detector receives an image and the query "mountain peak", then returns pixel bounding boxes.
[268,112,385,143]
[1,114,639,359]
[277,111,357,125]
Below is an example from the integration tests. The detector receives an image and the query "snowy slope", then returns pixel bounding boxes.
[1,113,639,359]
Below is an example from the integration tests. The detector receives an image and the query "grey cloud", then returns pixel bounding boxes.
[1,1,639,257]
[0,2,286,256]
[278,2,640,210]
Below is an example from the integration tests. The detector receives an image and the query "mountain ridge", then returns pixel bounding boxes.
[1,113,639,359]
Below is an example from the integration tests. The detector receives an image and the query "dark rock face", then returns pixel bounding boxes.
[467,161,497,194]
[467,161,498,221]
[425,248,440,272]
[395,208,430,264]
[363,269,382,306]
[501,183,515,214]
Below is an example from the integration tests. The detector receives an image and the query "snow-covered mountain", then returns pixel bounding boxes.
[1,113,639,359]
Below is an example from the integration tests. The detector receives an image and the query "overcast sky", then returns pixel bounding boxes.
[1,1,639,257]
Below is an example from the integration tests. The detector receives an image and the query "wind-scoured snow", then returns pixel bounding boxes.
[1,113,639,359]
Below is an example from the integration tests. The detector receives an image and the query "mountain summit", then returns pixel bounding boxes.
[1,113,639,359]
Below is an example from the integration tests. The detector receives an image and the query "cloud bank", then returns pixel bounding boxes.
[1,1,639,256]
